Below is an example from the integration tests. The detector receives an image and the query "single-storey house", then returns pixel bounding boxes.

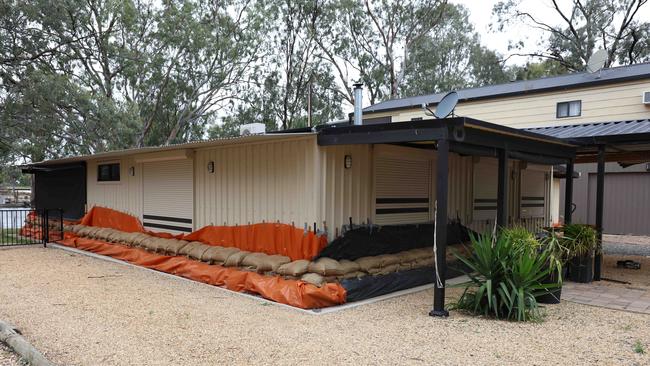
[21,62,650,314]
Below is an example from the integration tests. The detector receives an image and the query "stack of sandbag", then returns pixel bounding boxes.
[65,224,446,289]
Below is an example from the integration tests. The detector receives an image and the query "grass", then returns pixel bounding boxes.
[634,340,646,354]
[0,228,21,244]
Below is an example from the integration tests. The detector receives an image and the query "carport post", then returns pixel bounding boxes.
[430,138,449,317]
[564,160,574,224]
[594,145,605,281]
[496,148,508,228]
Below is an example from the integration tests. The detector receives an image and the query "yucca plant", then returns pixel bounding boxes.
[451,231,560,321]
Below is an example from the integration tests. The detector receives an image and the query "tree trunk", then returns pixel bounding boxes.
[0,320,54,366]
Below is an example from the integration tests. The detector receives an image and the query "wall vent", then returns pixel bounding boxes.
[643,91,650,105]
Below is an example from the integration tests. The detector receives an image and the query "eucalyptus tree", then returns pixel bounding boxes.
[0,0,265,162]
[494,0,650,71]
[401,4,510,96]
[313,0,449,105]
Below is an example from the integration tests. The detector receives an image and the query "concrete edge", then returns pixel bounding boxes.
[48,243,467,316]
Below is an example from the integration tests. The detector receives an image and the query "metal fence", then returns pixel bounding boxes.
[0,208,63,247]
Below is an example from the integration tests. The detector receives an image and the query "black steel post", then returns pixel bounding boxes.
[564,160,574,224]
[594,145,606,281]
[430,138,449,318]
[43,209,48,247]
[496,148,508,229]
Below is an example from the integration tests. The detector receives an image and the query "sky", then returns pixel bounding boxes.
[450,0,650,65]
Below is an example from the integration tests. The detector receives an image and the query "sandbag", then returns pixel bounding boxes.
[301,273,326,287]
[123,232,148,246]
[414,256,434,268]
[137,236,158,249]
[187,243,211,260]
[76,226,91,237]
[163,239,188,256]
[374,263,400,275]
[355,256,383,273]
[243,254,291,272]
[131,233,154,247]
[70,224,85,234]
[203,247,240,265]
[223,251,249,267]
[338,271,366,280]
[93,228,113,240]
[375,254,401,267]
[178,241,205,256]
[276,260,310,277]
[241,253,272,272]
[338,260,361,274]
[308,257,344,276]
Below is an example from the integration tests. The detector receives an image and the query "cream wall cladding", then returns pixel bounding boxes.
[318,144,374,237]
[194,135,321,230]
[86,156,143,218]
[364,80,650,128]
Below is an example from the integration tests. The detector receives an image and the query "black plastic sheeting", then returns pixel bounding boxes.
[32,162,87,219]
[317,220,476,261]
[341,261,469,303]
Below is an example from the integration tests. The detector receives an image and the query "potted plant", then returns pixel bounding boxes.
[502,226,567,304]
[562,224,598,283]
[536,229,569,303]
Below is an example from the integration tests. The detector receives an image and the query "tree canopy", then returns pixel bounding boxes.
[1,0,649,181]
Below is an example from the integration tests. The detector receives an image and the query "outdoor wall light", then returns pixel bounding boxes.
[344,155,352,169]
[129,166,135,176]
[207,161,215,173]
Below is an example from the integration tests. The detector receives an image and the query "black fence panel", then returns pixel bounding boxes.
[0,208,64,247]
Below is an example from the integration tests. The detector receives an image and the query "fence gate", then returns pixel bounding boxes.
[0,208,64,247]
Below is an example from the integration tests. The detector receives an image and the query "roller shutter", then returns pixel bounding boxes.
[472,158,498,221]
[143,159,193,234]
[520,169,546,218]
[374,157,431,225]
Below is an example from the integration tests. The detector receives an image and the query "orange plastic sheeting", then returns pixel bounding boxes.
[184,224,328,261]
[59,236,346,309]
[80,206,144,233]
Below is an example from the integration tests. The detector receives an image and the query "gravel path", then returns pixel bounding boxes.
[0,343,23,366]
[604,235,650,256]
[1,247,649,365]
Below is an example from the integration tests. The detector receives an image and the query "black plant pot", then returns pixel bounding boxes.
[568,252,594,283]
[536,268,565,304]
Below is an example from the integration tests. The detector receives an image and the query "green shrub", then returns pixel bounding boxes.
[451,231,560,322]
[562,224,598,257]
[501,226,540,255]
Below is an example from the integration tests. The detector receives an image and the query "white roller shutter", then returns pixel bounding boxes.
[374,157,431,225]
[472,158,498,221]
[520,169,546,218]
[143,159,193,234]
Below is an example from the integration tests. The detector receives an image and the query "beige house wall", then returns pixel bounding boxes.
[86,156,144,218]
[364,79,650,128]
[85,135,553,239]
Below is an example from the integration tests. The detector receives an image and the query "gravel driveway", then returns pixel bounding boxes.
[0,246,649,365]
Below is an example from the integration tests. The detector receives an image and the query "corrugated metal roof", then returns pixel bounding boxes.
[363,62,650,113]
[29,132,316,166]
[525,119,650,139]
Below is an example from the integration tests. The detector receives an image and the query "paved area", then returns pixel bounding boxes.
[563,282,650,314]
